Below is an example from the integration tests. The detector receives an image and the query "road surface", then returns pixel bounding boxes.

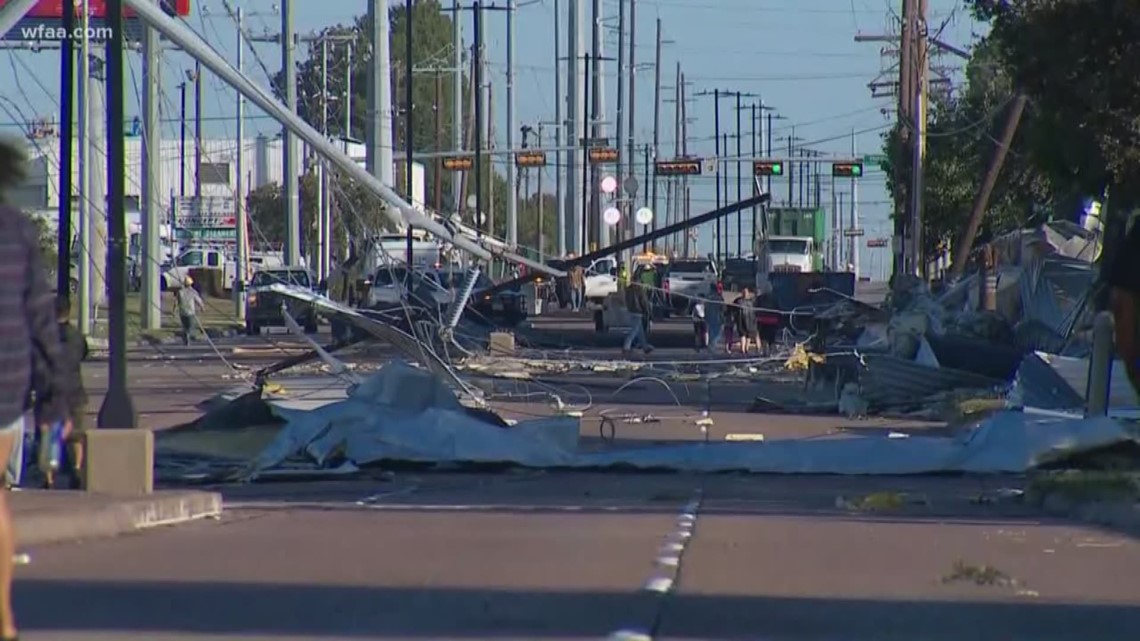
[14,473,1140,640]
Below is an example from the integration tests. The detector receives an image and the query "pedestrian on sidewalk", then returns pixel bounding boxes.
[0,135,77,641]
[35,295,88,490]
[176,276,204,346]
[692,296,709,352]
[567,259,585,311]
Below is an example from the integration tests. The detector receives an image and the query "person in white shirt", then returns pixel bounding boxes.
[692,293,708,351]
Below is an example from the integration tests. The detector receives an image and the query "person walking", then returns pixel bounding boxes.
[622,280,654,356]
[36,295,88,490]
[567,260,585,312]
[176,276,204,345]
[0,135,77,641]
[737,286,760,354]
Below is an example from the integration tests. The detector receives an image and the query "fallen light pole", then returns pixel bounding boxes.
[486,193,771,296]
[120,0,518,266]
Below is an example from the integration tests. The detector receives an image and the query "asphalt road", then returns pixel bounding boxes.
[15,473,1140,640]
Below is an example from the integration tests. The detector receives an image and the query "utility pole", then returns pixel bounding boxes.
[98,0,137,429]
[282,0,300,265]
[671,61,680,255]
[367,0,395,190]
[565,0,582,256]
[473,1,484,238]
[404,0,414,266]
[734,92,742,256]
[179,81,186,196]
[626,0,638,249]
[57,1,74,299]
[552,0,565,256]
[581,50,591,253]
[750,102,757,244]
[141,2,161,329]
[452,2,462,217]
[650,18,662,242]
[680,70,690,257]
[537,122,545,259]
[506,0,517,247]
[193,61,202,199]
[697,88,756,259]
[911,0,929,277]
[614,0,626,259]
[851,127,859,279]
[234,5,248,320]
[434,71,443,209]
[77,0,90,335]
[590,0,604,249]
[319,34,329,279]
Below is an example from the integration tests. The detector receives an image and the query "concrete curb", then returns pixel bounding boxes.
[15,491,223,546]
[1037,493,1140,534]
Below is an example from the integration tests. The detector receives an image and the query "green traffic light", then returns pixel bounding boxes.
[772,163,783,175]
[851,165,862,176]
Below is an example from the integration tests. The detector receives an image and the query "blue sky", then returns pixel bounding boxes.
[0,0,981,279]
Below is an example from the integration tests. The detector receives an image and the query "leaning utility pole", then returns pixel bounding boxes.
[650,18,661,241]
[141,6,162,329]
[404,0,414,266]
[282,0,300,265]
[505,0,517,247]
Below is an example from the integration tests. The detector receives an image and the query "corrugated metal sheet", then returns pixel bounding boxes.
[1013,353,1085,410]
[859,353,1004,410]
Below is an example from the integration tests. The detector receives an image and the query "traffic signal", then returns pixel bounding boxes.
[442,156,474,171]
[753,160,784,176]
[654,159,702,176]
[832,162,864,178]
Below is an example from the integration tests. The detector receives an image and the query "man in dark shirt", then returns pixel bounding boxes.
[1106,217,1140,399]
[0,139,74,640]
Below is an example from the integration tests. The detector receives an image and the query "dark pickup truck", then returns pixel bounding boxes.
[245,267,320,335]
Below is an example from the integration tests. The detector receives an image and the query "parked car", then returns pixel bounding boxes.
[366,265,451,310]
[245,267,320,335]
[440,268,527,326]
[663,257,719,311]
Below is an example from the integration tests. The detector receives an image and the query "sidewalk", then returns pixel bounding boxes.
[11,490,222,546]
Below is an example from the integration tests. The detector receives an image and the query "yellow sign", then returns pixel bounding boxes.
[442,156,474,171]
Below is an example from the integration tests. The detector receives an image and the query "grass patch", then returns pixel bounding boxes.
[85,292,242,341]
[1026,470,1140,504]
[942,560,1017,587]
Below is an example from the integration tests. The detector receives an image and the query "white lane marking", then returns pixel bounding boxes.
[607,488,705,641]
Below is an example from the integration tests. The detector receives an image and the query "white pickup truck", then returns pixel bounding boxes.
[664,258,718,311]
[584,257,619,304]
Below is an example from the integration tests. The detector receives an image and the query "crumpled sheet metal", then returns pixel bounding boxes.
[1008,352,1087,411]
[858,353,1004,410]
[248,361,580,475]
[220,362,1136,475]
[572,412,1135,475]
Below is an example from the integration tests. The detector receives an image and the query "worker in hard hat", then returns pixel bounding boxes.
[176,275,204,346]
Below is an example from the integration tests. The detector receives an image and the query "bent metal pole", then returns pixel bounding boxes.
[119,0,494,262]
[0,0,37,42]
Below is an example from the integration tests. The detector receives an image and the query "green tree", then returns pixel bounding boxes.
[880,34,1053,259]
[967,0,1140,214]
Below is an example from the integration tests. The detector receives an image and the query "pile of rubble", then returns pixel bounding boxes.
[800,222,1137,421]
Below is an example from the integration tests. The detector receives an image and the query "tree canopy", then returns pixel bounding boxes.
[883,0,1140,259]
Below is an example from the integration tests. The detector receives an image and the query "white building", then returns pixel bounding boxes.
[13,134,374,212]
